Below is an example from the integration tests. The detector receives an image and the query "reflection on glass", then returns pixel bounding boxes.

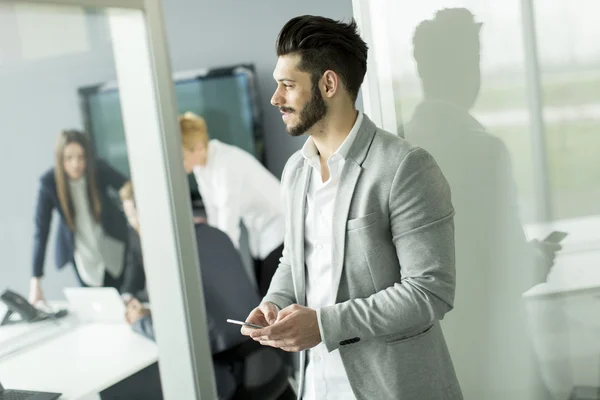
[403,9,557,399]
[386,1,536,221]
[534,0,600,219]
[364,1,600,399]
[0,4,164,398]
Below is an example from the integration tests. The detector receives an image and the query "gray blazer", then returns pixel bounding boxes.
[263,115,462,399]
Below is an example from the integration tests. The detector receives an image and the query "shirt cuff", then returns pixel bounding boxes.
[316,308,326,346]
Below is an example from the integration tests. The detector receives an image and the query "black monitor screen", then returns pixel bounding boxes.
[79,64,264,179]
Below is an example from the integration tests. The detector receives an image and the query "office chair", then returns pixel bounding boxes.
[195,224,295,399]
[213,339,295,400]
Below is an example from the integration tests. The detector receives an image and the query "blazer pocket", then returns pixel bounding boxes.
[386,324,434,346]
[347,212,378,231]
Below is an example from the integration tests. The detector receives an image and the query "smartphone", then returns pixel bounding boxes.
[226,319,264,329]
[543,231,568,244]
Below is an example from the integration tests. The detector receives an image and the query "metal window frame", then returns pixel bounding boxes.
[521,0,553,222]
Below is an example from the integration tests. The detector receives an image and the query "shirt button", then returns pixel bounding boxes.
[316,244,323,250]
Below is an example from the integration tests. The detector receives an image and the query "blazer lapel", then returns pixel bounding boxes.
[291,162,311,306]
[331,160,362,299]
[331,115,377,300]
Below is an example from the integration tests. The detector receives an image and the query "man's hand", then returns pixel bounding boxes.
[125,298,150,325]
[530,239,563,269]
[241,302,279,336]
[249,304,321,352]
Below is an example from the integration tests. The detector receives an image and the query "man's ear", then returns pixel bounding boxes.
[322,70,339,98]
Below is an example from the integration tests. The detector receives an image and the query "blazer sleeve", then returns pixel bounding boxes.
[262,156,298,309]
[319,148,456,352]
[96,159,127,190]
[32,177,56,277]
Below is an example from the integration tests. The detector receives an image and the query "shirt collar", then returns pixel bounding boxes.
[301,110,363,167]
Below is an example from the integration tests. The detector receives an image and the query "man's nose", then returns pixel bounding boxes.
[271,88,283,107]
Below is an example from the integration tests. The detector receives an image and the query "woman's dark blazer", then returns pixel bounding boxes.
[32,159,128,278]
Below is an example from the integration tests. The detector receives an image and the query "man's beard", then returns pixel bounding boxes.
[283,81,327,137]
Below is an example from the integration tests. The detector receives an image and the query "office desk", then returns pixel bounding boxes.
[0,305,158,399]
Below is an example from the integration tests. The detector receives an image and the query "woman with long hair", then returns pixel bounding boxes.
[30,130,128,304]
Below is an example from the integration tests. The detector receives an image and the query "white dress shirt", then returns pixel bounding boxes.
[302,111,363,400]
[192,139,285,260]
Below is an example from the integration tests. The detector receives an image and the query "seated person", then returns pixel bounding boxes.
[119,182,147,303]
[119,181,205,303]
[110,181,287,400]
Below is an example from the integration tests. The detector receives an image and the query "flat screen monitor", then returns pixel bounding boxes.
[78,64,263,202]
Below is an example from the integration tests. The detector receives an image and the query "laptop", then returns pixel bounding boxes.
[0,381,60,400]
[63,287,125,323]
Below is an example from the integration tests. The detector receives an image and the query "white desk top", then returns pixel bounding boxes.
[0,304,79,361]
[0,307,158,399]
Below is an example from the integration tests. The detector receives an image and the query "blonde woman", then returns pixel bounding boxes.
[179,112,284,296]
[30,130,128,304]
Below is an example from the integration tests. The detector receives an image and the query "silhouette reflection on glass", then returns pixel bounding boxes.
[404,8,561,400]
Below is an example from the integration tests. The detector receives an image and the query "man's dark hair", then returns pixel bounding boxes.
[276,15,368,102]
[413,8,482,104]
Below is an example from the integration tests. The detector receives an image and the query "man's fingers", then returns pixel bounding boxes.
[242,306,270,336]
[258,339,302,353]
[240,326,254,336]
[275,304,299,323]
[250,318,294,341]
[259,303,278,325]
[259,338,294,348]
[246,308,269,326]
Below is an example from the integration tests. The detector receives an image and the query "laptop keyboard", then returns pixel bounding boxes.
[0,390,39,400]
